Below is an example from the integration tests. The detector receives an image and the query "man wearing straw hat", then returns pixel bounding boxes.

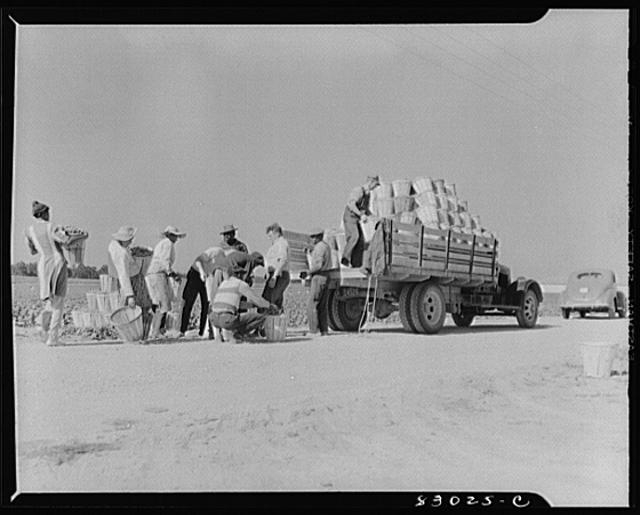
[145,225,186,339]
[24,201,72,346]
[108,226,153,340]
[304,227,332,336]
[219,224,248,253]
[342,175,380,268]
[210,264,277,343]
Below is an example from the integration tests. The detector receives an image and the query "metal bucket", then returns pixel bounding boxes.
[264,313,288,342]
[111,306,143,342]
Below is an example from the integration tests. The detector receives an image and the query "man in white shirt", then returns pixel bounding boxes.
[179,246,226,339]
[262,223,290,312]
[145,225,186,339]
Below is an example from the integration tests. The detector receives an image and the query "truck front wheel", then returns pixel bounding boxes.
[516,289,539,328]
[561,308,570,319]
[452,311,475,327]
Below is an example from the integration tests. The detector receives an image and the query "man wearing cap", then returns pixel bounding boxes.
[210,265,277,343]
[305,227,332,336]
[262,223,290,312]
[342,175,380,268]
[179,246,226,339]
[108,226,153,339]
[219,225,248,254]
[25,201,72,346]
[145,225,186,339]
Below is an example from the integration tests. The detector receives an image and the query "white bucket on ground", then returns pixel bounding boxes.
[581,341,616,378]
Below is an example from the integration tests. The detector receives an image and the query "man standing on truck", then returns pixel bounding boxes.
[342,175,379,268]
[305,227,333,336]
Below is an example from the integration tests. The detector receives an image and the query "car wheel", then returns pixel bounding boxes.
[561,308,570,319]
[579,311,586,318]
[607,306,616,319]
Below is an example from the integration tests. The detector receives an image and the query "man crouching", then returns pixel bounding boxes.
[209,264,277,343]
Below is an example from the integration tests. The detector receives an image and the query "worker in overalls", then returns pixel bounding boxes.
[341,175,379,268]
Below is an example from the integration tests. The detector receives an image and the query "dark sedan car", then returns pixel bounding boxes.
[560,269,627,319]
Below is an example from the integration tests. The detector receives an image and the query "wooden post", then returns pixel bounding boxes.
[469,234,476,277]
[444,230,451,272]
[419,225,424,267]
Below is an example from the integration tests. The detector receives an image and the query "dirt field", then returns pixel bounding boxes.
[12,314,629,506]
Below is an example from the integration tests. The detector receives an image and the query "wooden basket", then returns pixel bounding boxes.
[66,238,86,267]
[264,313,288,342]
[392,179,412,197]
[86,291,99,311]
[376,182,393,198]
[375,198,394,217]
[416,205,438,225]
[412,177,433,194]
[414,190,437,207]
[393,196,414,213]
[432,179,446,195]
[111,306,143,341]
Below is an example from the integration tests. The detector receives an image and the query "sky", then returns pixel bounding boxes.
[11,10,629,285]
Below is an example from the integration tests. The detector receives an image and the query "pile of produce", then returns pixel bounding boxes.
[62,225,89,243]
[370,177,496,239]
[130,246,153,257]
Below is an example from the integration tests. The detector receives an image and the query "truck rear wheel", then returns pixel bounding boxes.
[516,289,539,328]
[399,283,420,333]
[452,311,475,327]
[411,281,446,334]
[327,289,342,331]
[336,297,366,332]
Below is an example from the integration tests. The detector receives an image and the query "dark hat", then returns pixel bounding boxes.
[221,224,237,234]
[367,175,380,185]
[310,227,324,237]
[32,200,49,217]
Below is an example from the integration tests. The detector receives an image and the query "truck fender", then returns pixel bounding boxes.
[508,277,543,305]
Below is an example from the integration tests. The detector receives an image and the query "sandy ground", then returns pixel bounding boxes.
[12,316,629,506]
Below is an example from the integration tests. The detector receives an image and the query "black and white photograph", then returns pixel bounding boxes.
[6,8,632,508]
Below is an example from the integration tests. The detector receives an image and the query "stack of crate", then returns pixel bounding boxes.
[369,176,496,241]
[71,275,121,329]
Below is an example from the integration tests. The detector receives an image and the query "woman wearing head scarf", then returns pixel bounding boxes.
[107,226,153,340]
[24,201,71,346]
[145,225,186,339]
